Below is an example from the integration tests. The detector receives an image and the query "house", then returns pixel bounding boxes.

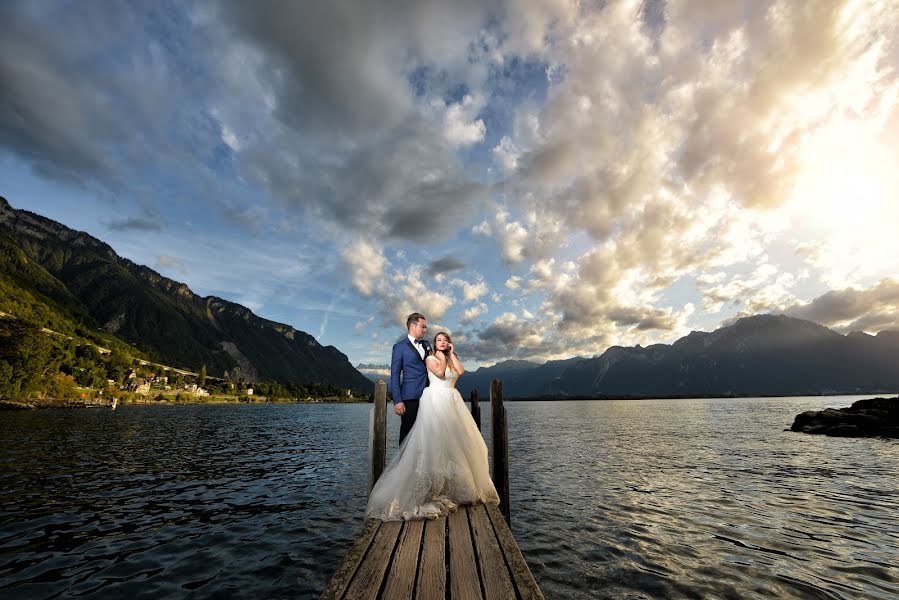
[130,378,150,395]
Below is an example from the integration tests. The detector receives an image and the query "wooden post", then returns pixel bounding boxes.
[470,389,481,431]
[490,379,511,525]
[369,379,387,493]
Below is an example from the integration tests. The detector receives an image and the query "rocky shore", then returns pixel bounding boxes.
[791,396,899,438]
[0,401,36,410]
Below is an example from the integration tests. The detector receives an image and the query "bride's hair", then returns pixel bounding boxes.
[432,332,458,370]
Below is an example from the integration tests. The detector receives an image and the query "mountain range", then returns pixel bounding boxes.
[0,196,372,391]
[4,196,897,399]
[456,315,899,398]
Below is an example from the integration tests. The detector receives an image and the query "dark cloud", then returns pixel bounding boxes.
[785,279,899,333]
[427,256,466,276]
[213,1,495,242]
[607,307,678,331]
[0,2,237,220]
[106,216,163,232]
[219,0,494,137]
[0,4,122,186]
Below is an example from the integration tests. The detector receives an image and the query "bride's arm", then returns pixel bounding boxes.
[425,353,446,377]
[448,348,464,375]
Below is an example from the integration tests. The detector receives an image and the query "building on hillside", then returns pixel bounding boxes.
[130,379,150,395]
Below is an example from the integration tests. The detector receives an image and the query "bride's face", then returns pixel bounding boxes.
[435,335,449,350]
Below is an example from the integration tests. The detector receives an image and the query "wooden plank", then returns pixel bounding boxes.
[415,517,446,600]
[469,504,515,599]
[369,379,388,492]
[486,503,544,600]
[320,519,381,600]
[343,520,402,600]
[381,520,424,599]
[490,379,511,525]
[448,508,482,600]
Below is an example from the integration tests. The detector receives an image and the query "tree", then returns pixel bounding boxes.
[45,373,79,400]
[198,364,207,388]
[0,320,58,399]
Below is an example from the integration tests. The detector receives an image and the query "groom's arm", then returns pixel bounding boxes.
[389,343,403,406]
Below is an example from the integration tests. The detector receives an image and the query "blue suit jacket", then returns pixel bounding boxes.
[390,338,430,404]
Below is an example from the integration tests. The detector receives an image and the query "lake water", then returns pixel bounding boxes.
[1,396,897,599]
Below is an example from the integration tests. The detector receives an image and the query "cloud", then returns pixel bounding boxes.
[212,0,495,242]
[488,0,899,289]
[106,216,162,232]
[784,278,899,333]
[341,240,386,297]
[342,244,457,329]
[356,364,390,378]
[426,256,466,277]
[473,207,563,266]
[5,0,899,370]
[440,94,486,146]
[156,255,186,273]
[461,303,488,324]
[453,278,488,302]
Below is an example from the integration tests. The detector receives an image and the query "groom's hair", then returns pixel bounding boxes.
[406,312,425,329]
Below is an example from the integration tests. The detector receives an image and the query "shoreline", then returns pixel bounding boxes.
[1,397,370,409]
[499,390,899,401]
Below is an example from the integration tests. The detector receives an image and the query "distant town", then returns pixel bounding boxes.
[0,317,362,407]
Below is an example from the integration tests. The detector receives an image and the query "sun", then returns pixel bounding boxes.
[789,118,895,231]
[785,116,899,283]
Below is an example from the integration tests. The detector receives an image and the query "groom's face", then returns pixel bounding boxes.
[410,319,427,340]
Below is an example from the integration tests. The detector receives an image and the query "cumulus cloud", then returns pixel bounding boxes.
[473,205,564,266]
[461,302,488,324]
[5,0,899,369]
[479,0,899,360]
[784,278,899,333]
[211,0,495,242]
[440,94,487,146]
[453,278,488,302]
[343,245,456,329]
[341,240,386,297]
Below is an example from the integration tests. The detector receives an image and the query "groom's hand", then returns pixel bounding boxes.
[394,401,405,415]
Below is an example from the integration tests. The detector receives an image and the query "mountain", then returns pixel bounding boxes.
[456,358,585,398]
[0,197,371,390]
[458,315,899,398]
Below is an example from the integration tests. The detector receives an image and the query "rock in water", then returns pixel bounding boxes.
[791,397,899,438]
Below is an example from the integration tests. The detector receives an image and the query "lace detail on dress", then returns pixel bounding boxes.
[427,366,458,389]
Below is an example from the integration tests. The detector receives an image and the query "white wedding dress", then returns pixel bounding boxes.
[366,365,499,521]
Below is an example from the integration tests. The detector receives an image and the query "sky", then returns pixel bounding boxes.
[2,0,899,375]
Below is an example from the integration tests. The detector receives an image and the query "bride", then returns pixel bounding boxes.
[366,332,499,521]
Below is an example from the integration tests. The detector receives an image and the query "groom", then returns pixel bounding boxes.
[390,312,430,445]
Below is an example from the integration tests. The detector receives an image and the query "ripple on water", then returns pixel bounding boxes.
[1,397,898,599]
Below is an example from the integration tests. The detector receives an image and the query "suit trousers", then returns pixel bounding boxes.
[398,400,419,446]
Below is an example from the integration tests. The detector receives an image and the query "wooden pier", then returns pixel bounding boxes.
[321,503,542,599]
[323,379,543,599]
